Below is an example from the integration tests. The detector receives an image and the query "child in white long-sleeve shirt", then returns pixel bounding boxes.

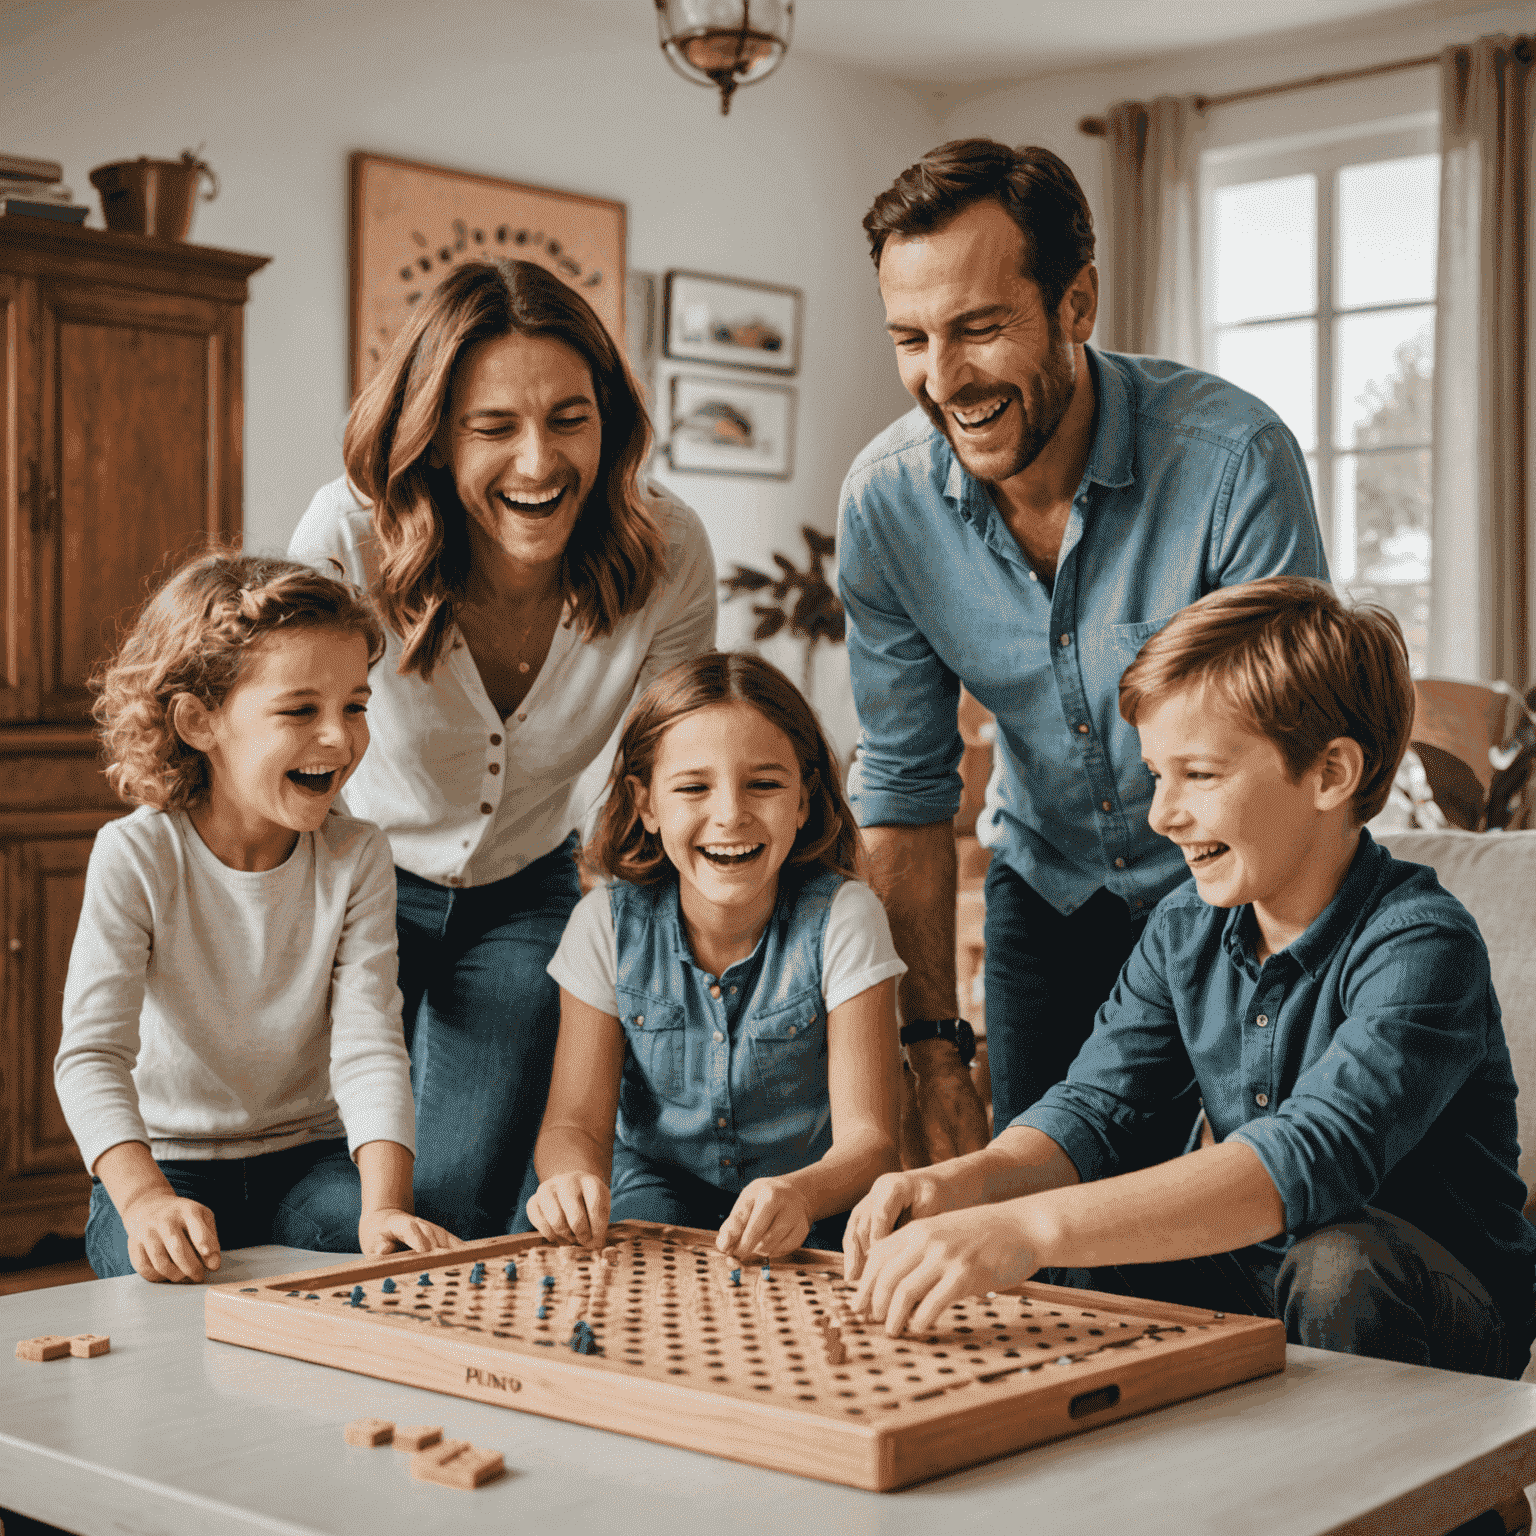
[56,552,459,1281]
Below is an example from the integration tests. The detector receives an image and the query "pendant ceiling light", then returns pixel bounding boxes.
[654,0,794,116]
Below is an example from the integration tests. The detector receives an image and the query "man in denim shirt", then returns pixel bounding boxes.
[844,580,1536,1379]
[838,140,1327,1157]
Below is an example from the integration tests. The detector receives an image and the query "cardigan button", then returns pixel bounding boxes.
[480,802,493,814]
[490,733,502,746]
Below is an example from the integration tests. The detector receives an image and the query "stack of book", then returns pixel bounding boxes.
[1,153,88,224]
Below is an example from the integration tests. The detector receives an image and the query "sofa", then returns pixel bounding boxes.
[1375,828,1536,1385]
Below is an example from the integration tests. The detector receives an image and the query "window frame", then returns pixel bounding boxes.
[1200,115,1439,589]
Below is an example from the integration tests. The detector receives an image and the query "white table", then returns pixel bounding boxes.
[3,1245,1535,1536]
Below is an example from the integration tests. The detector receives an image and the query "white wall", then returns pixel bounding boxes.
[936,0,1533,348]
[0,0,934,667]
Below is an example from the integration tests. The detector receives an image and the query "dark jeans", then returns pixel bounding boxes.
[395,834,581,1240]
[609,1143,850,1254]
[1044,1205,1522,1381]
[85,1138,360,1278]
[983,861,1150,1132]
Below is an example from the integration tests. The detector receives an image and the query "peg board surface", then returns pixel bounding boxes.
[205,1222,1284,1490]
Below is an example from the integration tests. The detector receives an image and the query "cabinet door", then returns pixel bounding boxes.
[1,821,118,1174]
[34,280,241,722]
[0,271,37,724]
[0,817,119,1250]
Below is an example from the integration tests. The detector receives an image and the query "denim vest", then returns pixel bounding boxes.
[610,866,844,1194]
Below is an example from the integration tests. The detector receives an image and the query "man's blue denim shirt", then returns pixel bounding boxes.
[1016,831,1536,1336]
[837,346,1327,916]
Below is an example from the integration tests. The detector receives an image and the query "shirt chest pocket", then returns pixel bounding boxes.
[617,998,689,1103]
[746,995,826,1104]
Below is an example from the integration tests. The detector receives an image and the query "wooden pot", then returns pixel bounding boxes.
[88,152,218,239]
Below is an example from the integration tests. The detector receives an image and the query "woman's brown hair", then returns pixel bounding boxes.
[587,652,861,886]
[1118,576,1415,824]
[344,258,666,680]
[92,551,385,813]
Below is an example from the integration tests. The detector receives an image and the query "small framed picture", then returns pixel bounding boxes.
[665,370,796,479]
[662,270,802,375]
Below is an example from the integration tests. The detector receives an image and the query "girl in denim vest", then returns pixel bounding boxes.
[530,652,904,1257]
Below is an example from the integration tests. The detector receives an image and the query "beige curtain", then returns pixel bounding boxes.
[1430,35,1535,685]
[1102,96,1203,363]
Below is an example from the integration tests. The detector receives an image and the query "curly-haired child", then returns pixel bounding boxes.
[528,651,904,1258]
[55,552,460,1281]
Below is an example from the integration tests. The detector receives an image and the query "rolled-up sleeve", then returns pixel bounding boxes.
[1230,917,1493,1234]
[837,490,963,828]
[1012,913,1194,1181]
[1212,422,1330,585]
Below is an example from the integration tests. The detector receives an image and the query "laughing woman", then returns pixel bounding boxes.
[290,259,716,1239]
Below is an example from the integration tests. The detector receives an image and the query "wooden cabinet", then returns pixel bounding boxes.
[0,218,268,1255]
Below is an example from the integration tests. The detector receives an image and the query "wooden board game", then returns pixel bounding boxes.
[205,1221,1285,1491]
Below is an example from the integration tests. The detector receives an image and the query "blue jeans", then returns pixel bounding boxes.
[395,835,581,1240]
[609,1142,850,1253]
[982,862,1149,1133]
[85,1138,360,1278]
[1043,1206,1524,1380]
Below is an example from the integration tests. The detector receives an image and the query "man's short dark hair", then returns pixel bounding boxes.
[863,139,1096,313]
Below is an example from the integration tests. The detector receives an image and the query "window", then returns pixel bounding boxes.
[1204,121,1438,673]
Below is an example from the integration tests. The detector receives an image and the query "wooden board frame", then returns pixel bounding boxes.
[348,151,625,398]
[205,1221,1284,1492]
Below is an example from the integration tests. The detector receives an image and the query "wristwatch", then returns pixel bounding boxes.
[899,1017,976,1067]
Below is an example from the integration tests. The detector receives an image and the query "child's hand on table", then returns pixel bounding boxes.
[850,1205,1041,1336]
[121,1188,222,1283]
[841,1165,977,1282]
[359,1208,462,1255]
[718,1178,812,1258]
[527,1173,610,1247]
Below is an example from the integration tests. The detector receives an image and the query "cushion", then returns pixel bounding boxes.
[1374,829,1536,1219]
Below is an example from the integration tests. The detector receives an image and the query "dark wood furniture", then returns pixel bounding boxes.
[0,216,268,1256]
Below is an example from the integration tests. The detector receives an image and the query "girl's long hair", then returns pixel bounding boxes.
[588,652,861,886]
[344,258,666,680]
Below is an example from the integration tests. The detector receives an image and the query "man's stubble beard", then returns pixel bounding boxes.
[920,318,1077,487]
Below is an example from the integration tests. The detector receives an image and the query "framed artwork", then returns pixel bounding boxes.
[349,152,626,397]
[662,269,802,375]
[665,369,795,479]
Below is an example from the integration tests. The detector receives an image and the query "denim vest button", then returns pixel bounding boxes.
[713,1031,724,1043]
[1255,1092,1269,1107]
[635,1015,644,1027]
[1255,1014,1268,1027]
[710,984,722,998]
[788,1025,797,1036]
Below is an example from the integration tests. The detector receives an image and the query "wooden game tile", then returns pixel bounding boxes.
[68,1334,110,1358]
[393,1424,443,1452]
[343,1416,394,1447]
[15,1335,71,1362]
[412,1439,505,1489]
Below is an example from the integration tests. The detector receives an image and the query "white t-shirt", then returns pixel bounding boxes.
[289,477,717,888]
[549,878,907,1017]
[54,807,416,1170]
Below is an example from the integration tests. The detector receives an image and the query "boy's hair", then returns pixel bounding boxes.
[587,651,860,887]
[92,551,385,813]
[862,139,1096,313]
[1118,577,1414,825]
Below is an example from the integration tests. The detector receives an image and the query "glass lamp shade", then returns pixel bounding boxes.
[655,0,793,114]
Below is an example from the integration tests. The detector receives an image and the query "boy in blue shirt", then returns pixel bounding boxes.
[844,576,1536,1378]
